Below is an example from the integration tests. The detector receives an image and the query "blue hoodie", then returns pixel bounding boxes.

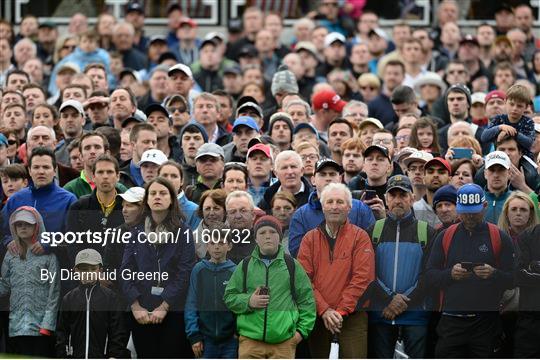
[178,192,201,230]
[184,259,236,344]
[49,47,112,96]
[288,190,375,257]
[2,182,77,246]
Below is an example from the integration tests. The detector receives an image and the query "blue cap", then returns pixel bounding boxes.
[456,184,485,214]
[293,122,318,136]
[0,134,8,147]
[233,116,259,133]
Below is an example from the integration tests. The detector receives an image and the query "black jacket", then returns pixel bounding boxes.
[185,179,223,205]
[56,283,129,358]
[257,176,313,214]
[474,157,540,193]
[515,225,540,313]
[425,222,514,313]
[65,190,125,266]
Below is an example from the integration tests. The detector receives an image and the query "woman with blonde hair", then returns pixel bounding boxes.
[498,191,539,243]
[445,135,484,169]
[53,34,78,64]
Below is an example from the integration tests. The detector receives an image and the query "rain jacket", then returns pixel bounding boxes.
[224,245,316,344]
[0,206,60,337]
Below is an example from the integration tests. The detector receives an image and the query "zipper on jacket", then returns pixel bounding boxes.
[391,223,401,326]
[85,284,96,359]
[214,271,218,339]
[262,265,270,342]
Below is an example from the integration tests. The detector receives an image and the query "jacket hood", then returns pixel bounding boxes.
[9,205,46,246]
[201,259,237,271]
[308,190,321,210]
[179,121,209,144]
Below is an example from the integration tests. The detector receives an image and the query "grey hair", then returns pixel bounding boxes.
[113,22,135,36]
[320,183,353,208]
[14,38,37,56]
[274,150,303,170]
[27,125,56,142]
[293,18,315,32]
[284,99,311,116]
[225,190,255,210]
[343,100,368,116]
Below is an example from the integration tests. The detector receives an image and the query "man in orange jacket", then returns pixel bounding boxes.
[297,182,375,358]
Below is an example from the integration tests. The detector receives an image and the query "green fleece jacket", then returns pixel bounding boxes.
[223,245,316,344]
[64,171,128,199]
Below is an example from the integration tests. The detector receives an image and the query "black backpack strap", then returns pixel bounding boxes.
[242,256,252,293]
[283,253,297,303]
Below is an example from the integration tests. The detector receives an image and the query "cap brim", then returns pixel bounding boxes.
[196,153,222,160]
[316,163,343,174]
[486,160,510,170]
[386,186,412,194]
[456,203,484,214]
[119,194,139,202]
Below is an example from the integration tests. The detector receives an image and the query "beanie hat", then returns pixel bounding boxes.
[268,112,294,137]
[254,215,283,240]
[445,84,472,108]
[433,184,458,210]
[271,64,299,97]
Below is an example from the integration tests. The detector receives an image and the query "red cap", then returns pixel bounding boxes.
[312,90,347,112]
[179,17,197,28]
[424,157,451,174]
[247,143,272,159]
[485,90,506,104]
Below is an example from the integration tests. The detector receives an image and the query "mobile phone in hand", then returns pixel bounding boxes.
[259,286,269,296]
[452,147,473,159]
[364,190,377,201]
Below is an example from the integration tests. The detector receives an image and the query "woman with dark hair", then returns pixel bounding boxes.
[194,189,228,259]
[450,159,477,189]
[120,177,196,358]
[409,117,441,156]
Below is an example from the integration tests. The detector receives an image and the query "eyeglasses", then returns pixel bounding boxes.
[395,135,410,141]
[167,106,186,113]
[301,154,319,162]
[62,45,76,51]
[7,140,17,145]
[373,139,393,145]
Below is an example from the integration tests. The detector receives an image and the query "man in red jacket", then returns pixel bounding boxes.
[297,182,375,358]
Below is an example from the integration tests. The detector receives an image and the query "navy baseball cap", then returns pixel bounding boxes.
[315,158,343,174]
[456,183,485,214]
[233,116,259,133]
[293,123,318,136]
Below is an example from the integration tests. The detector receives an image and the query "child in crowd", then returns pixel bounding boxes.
[185,231,237,358]
[481,84,536,159]
[0,206,59,357]
[49,29,111,96]
[409,116,441,156]
[0,164,28,206]
[55,248,128,358]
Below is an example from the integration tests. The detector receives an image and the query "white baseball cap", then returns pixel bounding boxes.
[403,150,434,167]
[119,187,145,203]
[471,92,486,105]
[485,151,511,169]
[534,123,540,133]
[59,99,84,116]
[324,32,346,47]
[138,149,168,166]
[168,63,193,79]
